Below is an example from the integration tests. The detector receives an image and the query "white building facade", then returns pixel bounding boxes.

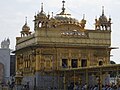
[0,38,10,83]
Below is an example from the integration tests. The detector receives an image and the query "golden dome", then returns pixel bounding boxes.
[22,23,30,32]
[55,15,78,22]
[36,3,47,19]
[54,0,78,23]
[37,10,47,19]
[22,18,30,32]
[99,15,108,23]
[99,6,108,23]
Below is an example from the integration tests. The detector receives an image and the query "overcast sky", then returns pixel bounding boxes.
[0,0,120,63]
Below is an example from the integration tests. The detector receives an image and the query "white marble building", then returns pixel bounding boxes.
[0,38,10,83]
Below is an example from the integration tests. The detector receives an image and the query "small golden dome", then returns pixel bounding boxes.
[22,17,30,32]
[36,3,47,19]
[22,23,30,32]
[37,11,47,18]
[55,15,78,23]
[99,6,108,23]
[99,15,108,23]
[54,0,78,23]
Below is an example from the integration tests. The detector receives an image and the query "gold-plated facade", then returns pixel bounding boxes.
[15,1,117,89]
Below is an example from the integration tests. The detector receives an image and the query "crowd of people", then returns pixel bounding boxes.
[67,82,120,90]
[82,84,119,90]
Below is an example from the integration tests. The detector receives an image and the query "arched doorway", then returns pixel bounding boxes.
[99,61,103,66]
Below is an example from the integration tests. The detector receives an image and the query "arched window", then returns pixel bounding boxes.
[99,61,103,66]
[38,21,42,28]
[39,22,42,27]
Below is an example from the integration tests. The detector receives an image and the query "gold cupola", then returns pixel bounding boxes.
[99,6,108,23]
[22,19,30,32]
[34,3,48,30]
[21,17,31,37]
[95,6,112,30]
[54,0,79,24]
[35,3,47,19]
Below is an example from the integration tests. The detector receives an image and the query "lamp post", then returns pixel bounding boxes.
[78,77,82,90]
[15,71,23,90]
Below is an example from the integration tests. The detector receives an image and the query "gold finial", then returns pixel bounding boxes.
[41,3,43,12]
[47,12,50,19]
[57,0,71,15]
[62,0,65,12]
[102,6,104,16]
[25,17,27,25]
[52,12,53,18]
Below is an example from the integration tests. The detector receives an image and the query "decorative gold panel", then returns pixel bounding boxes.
[43,55,53,70]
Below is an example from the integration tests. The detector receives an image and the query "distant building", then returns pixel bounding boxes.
[0,38,15,84]
[0,38,10,83]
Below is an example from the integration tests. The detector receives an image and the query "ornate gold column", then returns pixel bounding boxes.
[78,51,81,67]
[68,50,71,68]
[16,55,18,72]
[87,51,90,67]
[35,49,41,71]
